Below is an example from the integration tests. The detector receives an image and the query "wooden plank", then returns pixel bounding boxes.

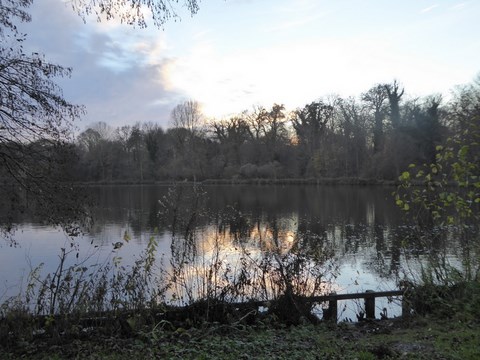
[229,290,404,309]
[308,290,404,303]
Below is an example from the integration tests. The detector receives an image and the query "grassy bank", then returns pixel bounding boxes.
[2,315,479,359]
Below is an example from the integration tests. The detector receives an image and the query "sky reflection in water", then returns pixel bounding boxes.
[0,185,469,320]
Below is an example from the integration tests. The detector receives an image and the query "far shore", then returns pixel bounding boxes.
[76,177,400,187]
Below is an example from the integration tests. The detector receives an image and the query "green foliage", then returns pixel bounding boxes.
[395,115,480,228]
[3,317,480,359]
[394,89,480,301]
[355,351,377,360]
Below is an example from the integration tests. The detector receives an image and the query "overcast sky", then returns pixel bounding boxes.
[21,0,480,130]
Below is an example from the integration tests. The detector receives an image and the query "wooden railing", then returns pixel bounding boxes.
[233,289,407,322]
[24,290,407,328]
[314,289,406,321]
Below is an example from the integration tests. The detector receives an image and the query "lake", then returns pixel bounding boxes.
[0,184,468,320]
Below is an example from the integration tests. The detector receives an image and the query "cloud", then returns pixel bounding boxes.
[19,0,480,127]
[420,4,439,13]
[161,36,397,116]
[76,16,169,73]
[76,64,180,129]
[449,2,468,10]
[22,0,181,129]
[161,30,475,118]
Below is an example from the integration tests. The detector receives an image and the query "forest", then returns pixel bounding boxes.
[69,77,479,183]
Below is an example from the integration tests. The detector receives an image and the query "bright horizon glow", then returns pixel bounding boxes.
[22,0,480,127]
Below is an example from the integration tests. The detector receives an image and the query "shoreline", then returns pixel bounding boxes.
[75,177,400,187]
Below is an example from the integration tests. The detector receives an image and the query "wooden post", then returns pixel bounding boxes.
[401,294,411,317]
[365,290,375,319]
[328,298,337,322]
[323,293,337,322]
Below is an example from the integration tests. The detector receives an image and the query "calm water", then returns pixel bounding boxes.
[0,184,467,319]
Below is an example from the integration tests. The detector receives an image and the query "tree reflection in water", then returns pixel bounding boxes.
[2,184,478,320]
[158,185,337,313]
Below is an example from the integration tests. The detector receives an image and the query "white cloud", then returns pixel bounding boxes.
[23,0,480,127]
[161,31,474,118]
[162,37,390,116]
[420,4,439,13]
[449,2,468,10]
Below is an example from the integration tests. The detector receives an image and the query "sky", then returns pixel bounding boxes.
[20,0,480,130]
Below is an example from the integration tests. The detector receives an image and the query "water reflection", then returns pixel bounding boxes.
[1,184,477,320]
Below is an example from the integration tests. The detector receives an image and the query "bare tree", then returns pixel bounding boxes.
[90,121,114,140]
[211,116,250,166]
[127,123,145,181]
[69,0,200,28]
[1,1,88,236]
[245,105,268,141]
[115,125,132,153]
[291,101,335,156]
[362,84,388,154]
[264,104,288,159]
[170,100,203,135]
[336,97,369,176]
[170,100,205,180]
[77,128,102,152]
[291,101,336,176]
[143,122,165,164]
[384,80,405,128]
[211,117,249,146]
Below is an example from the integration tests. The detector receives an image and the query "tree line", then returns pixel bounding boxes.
[1,0,479,235]
[69,78,479,183]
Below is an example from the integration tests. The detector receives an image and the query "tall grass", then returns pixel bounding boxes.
[1,183,340,345]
